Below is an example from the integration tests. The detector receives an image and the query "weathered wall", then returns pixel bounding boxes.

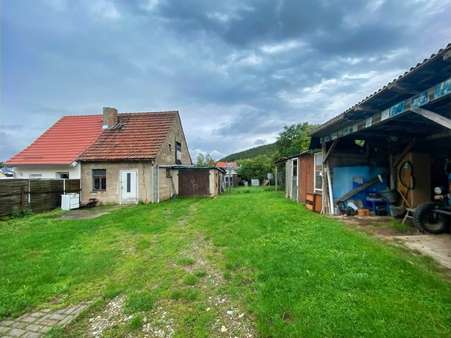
[157,115,192,165]
[299,154,314,203]
[80,161,153,204]
[158,168,178,202]
[13,164,81,179]
[209,169,221,196]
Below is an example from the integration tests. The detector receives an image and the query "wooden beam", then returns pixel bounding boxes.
[410,107,451,130]
[323,140,338,165]
[393,139,415,169]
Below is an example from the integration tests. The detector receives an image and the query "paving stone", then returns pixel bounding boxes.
[21,316,36,324]
[29,312,44,318]
[0,326,11,334]
[58,315,76,326]
[22,333,40,338]
[1,320,14,327]
[10,321,28,329]
[49,313,65,321]
[25,324,41,332]
[39,318,58,326]
[9,328,26,337]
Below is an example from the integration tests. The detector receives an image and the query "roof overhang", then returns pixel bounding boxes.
[311,44,451,148]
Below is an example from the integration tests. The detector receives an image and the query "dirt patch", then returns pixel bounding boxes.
[60,205,120,220]
[338,215,419,238]
[142,302,176,338]
[182,235,256,338]
[88,295,130,337]
[339,215,451,271]
[391,234,451,270]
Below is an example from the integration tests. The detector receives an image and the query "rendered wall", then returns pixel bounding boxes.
[80,161,153,204]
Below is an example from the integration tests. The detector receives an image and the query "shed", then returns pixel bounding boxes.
[282,151,322,212]
[166,166,225,197]
[310,43,451,216]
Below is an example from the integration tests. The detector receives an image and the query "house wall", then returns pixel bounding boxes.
[80,161,153,204]
[157,115,192,165]
[13,164,81,179]
[299,154,314,203]
[158,167,179,201]
[209,169,222,196]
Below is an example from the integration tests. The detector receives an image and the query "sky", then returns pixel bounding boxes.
[1,0,450,162]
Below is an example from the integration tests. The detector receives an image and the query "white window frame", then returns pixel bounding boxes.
[313,152,323,192]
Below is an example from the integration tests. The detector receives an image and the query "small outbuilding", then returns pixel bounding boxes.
[309,44,451,219]
[283,151,322,212]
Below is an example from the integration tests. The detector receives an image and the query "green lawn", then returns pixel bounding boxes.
[0,188,450,337]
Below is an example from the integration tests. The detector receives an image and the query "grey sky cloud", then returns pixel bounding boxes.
[1,0,450,161]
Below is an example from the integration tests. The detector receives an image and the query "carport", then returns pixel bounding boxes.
[309,44,451,228]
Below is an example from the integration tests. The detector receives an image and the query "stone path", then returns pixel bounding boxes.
[0,302,90,338]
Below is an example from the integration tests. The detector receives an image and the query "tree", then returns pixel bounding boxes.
[276,122,316,158]
[196,153,215,167]
[237,155,272,182]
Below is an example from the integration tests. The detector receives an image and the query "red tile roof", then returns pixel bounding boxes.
[7,115,103,165]
[216,161,238,169]
[78,111,178,161]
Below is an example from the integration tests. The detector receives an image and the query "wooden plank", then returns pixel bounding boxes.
[410,107,451,130]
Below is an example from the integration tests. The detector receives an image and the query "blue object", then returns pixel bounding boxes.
[332,166,388,207]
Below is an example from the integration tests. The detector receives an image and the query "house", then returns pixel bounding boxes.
[216,161,240,187]
[6,115,103,179]
[78,107,192,204]
[308,43,451,216]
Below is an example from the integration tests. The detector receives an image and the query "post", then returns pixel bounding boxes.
[275,166,278,191]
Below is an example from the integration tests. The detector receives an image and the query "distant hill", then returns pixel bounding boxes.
[220,142,277,161]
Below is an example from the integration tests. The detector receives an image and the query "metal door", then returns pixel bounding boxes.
[179,169,209,196]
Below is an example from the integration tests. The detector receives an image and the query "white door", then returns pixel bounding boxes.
[120,170,138,203]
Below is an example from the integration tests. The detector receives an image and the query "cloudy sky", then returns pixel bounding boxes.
[1,0,450,161]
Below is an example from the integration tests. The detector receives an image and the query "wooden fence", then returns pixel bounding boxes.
[0,179,80,217]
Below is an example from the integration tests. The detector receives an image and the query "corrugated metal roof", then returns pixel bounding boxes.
[312,43,451,137]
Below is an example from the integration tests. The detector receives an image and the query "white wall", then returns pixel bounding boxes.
[13,163,81,179]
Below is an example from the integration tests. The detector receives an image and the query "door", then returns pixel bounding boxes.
[120,170,138,203]
[291,159,298,201]
[178,169,210,196]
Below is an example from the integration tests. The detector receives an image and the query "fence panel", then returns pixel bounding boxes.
[0,179,80,217]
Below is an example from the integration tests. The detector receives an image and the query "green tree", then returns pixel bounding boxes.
[276,123,316,158]
[237,155,272,182]
[196,153,215,167]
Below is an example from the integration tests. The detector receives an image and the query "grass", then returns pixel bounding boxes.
[0,188,450,337]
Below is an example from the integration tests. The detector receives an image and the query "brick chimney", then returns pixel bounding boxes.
[102,107,118,129]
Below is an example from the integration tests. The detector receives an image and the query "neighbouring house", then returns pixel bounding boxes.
[6,115,104,179]
[216,161,240,187]
[77,108,193,204]
[308,43,451,216]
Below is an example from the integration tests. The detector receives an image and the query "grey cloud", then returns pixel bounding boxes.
[1,0,450,161]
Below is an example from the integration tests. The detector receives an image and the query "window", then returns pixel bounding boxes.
[92,169,106,191]
[56,172,69,179]
[175,141,182,164]
[314,152,323,192]
[126,172,131,192]
[292,159,297,177]
[30,173,42,178]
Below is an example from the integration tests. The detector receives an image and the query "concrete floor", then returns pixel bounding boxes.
[391,234,451,269]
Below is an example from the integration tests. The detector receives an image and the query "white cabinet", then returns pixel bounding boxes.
[61,193,80,210]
